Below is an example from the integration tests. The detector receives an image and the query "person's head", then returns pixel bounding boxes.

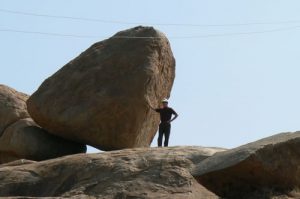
[161,99,169,108]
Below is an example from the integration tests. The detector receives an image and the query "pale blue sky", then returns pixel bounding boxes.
[2,1,300,152]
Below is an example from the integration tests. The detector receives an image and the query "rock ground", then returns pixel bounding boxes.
[0,146,223,198]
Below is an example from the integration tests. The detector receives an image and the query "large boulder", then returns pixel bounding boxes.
[0,146,223,198]
[0,118,86,164]
[27,26,176,151]
[192,131,300,198]
[0,84,29,136]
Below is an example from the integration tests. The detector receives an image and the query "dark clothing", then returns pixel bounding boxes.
[158,123,171,147]
[155,107,177,123]
[155,107,177,147]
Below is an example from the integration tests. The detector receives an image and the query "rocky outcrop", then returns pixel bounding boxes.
[0,118,86,164]
[27,26,176,151]
[0,146,223,198]
[0,84,29,136]
[192,131,300,199]
[1,131,300,198]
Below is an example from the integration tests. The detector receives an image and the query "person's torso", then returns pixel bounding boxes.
[159,107,174,123]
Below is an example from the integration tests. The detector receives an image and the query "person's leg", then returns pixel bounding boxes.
[157,124,163,147]
[164,124,171,147]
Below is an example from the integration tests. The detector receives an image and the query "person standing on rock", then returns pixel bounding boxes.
[148,98,178,147]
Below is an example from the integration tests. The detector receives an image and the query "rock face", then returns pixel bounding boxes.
[27,26,176,151]
[0,84,29,136]
[192,132,300,198]
[0,146,223,199]
[0,118,86,164]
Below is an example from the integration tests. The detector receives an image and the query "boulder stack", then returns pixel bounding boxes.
[27,26,176,151]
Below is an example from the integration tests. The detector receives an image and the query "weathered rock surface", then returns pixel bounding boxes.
[27,26,176,151]
[0,146,223,198]
[0,84,29,136]
[0,118,86,164]
[192,131,300,199]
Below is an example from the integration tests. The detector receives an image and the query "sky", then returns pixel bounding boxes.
[1,1,300,153]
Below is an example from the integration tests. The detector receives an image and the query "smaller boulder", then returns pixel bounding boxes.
[0,118,86,164]
[192,131,300,198]
[0,84,29,136]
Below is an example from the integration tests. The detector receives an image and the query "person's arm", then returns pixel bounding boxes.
[169,109,178,122]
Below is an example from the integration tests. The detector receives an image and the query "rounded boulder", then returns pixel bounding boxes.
[27,26,176,150]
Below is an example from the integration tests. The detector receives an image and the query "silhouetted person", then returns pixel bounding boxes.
[148,98,178,147]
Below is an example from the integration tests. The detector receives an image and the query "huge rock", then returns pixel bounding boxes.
[0,146,223,198]
[192,131,300,198]
[0,84,29,136]
[27,26,176,151]
[0,118,86,164]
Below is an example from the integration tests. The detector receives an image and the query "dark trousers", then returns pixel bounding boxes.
[158,123,171,147]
